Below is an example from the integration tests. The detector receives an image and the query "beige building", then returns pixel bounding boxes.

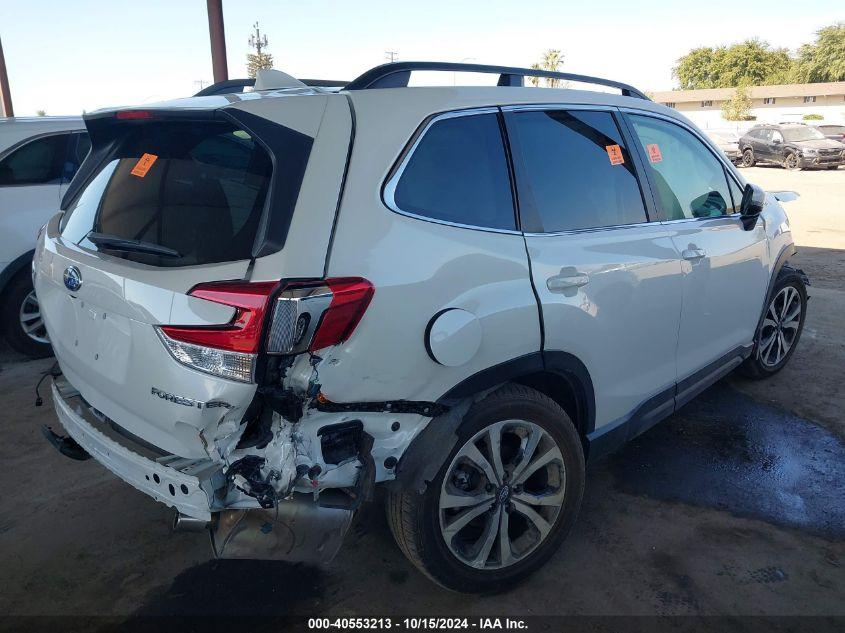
[649,82,845,129]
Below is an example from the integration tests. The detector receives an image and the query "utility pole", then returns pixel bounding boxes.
[206,0,228,83]
[0,36,14,117]
[385,51,399,63]
[249,23,268,55]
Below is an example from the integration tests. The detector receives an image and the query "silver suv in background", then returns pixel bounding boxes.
[35,63,807,593]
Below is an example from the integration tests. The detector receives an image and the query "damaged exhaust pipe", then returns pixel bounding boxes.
[172,511,210,533]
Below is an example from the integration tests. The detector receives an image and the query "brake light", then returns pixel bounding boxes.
[157,278,374,382]
[157,281,278,382]
[115,110,154,120]
[266,278,374,355]
[309,278,374,352]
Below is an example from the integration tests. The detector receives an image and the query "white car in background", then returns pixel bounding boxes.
[0,116,89,356]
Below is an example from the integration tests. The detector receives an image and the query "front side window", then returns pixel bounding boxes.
[628,115,733,220]
[505,109,648,233]
[60,121,274,267]
[391,113,515,231]
[0,133,71,186]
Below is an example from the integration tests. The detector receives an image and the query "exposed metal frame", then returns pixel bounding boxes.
[344,61,650,100]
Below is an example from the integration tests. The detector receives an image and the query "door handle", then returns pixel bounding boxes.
[547,273,590,293]
[682,248,706,260]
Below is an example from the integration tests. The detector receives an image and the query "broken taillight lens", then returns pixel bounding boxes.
[266,277,374,355]
[157,278,374,382]
[309,278,374,352]
[157,281,278,382]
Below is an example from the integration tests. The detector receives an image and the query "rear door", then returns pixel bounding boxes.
[504,106,683,433]
[35,103,342,458]
[623,112,768,393]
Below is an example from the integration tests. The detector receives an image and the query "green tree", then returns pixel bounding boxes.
[673,39,791,88]
[791,23,845,83]
[247,52,274,78]
[541,49,564,87]
[36,109,46,116]
[721,84,754,121]
[528,62,542,87]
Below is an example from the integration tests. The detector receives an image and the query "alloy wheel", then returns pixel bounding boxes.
[759,286,801,368]
[784,153,799,170]
[742,150,754,167]
[438,420,565,570]
[19,290,49,345]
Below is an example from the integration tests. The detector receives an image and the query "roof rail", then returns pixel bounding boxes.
[344,61,650,100]
[194,77,350,97]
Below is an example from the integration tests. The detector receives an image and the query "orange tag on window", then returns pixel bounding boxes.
[130,153,158,177]
[605,144,624,165]
[646,144,663,163]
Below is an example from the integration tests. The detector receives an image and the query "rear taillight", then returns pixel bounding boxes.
[157,281,277,383]
[267,278,374,355]
[157,278,374,382]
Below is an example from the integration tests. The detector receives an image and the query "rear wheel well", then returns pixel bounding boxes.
[513,371,587,442]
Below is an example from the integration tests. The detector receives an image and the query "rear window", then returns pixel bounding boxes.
[60,121,274,267]
[390,113,516,231]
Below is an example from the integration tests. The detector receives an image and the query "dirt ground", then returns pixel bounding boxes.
[0,166,842,629]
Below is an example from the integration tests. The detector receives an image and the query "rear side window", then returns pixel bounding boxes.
[390,113,515,231]
[628,115,733,221]
[61,121,273,267]
[0,133,71,186]
[505,109,648,232]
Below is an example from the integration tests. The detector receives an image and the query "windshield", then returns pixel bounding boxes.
[781,127,826,142]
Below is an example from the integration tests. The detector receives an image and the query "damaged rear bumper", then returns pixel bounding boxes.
[52,378,219,521]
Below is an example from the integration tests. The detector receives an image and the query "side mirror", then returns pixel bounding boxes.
[740,183,765,230]
[772,137,782,144]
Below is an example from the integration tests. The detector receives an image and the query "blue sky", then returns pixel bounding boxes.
[0,0,841,116]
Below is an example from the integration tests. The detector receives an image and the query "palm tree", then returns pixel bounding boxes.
[542,49,564,87]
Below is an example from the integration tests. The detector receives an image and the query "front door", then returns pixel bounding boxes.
[624,113,769,385]
[504,106,683,433]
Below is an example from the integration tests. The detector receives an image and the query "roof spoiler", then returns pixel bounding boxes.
[344,61,650,100]
[195,75,350,97]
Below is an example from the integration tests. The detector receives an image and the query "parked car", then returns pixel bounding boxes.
[706,130,742,164]
[0,116,89,357]
[813,124,845,143]
[35,62,807,593]
[739,123,845,170]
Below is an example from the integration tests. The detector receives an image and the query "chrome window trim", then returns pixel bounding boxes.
[501,103,617,113]
[382,107,523,236]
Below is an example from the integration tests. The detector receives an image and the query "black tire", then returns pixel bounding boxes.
[826,166,839,170]
[739,267,807,379]
[741,148,755,167]
[1,268,53,358]
[784,152,800,171]
[386,384,585,593]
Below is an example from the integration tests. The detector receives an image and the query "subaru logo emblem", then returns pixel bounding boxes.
[63,266,82,292]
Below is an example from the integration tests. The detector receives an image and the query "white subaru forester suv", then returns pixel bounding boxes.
[34,63,807,593]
